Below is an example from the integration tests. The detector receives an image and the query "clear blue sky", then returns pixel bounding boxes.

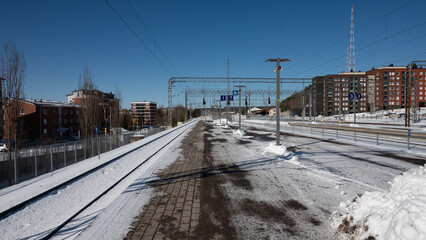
[1,0,426,109]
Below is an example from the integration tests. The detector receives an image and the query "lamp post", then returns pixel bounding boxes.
[266,58,290,146]
[234,85,246,131]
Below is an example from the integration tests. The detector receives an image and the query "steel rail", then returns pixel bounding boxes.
[0,121,195,220]
[41,120,195,239]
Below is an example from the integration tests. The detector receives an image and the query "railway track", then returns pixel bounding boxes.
[0,120,196,239]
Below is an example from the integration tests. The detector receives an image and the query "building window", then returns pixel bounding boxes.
[43,109,47,115]
[71,110,73,115]
[20,109,25,115]
[64,110,67,115]
[64,119,67,124]
[43,129,47,134]
[43,119,47,125]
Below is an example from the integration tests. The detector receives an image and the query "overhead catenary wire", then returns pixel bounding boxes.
[104,0,173,76]
[289,21,426,77]
[287,0,415,70]
[126,0,179,76]
[312,33,426,75]
[252,0,299,77]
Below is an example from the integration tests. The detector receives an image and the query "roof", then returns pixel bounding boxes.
[21,99,80,108]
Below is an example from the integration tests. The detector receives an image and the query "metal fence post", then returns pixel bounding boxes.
[92,137,94,157]
[63,144,66,167]
[50,146,53,172]
[34,149,38,177]
[14,151,18,184]
[376,133,379,145]
[84,139,86,159]
[407,129,410,150]
[74,141,77,163]
[110,134,112,151]
[104,135,107,153]
[354,131,357,142]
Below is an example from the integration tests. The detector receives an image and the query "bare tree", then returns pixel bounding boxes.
[1,41,25,184]
[77,67,98,138]
[113,86,122,132]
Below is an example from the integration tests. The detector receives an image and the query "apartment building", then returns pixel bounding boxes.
[130,101,157,128]
[312,65,426,116]
[3,99,79,143]
[313,72,368,116]
[366,66,426,110]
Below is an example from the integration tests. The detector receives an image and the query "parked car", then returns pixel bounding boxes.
[0,143,8,152]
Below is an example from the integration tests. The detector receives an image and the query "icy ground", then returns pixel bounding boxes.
[214,118,425,239]
[0,117,425,239]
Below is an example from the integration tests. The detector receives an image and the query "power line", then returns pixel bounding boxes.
[126,0,178,75]
[104,0,173,76]
[287,0,414,70]
[252,0,299,77]
[289,21,426,77]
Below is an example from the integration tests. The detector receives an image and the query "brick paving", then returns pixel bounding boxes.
[125,122,206,240]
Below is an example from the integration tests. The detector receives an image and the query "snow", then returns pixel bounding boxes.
[233,128,245,136]
[1,114,425,239]
[0,120,197,239]
[332,164,426,240]
[262,142,290,156]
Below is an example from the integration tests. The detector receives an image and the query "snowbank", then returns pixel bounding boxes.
[332,164,426,240]
[233,129,245,136]
[262,143,290,157]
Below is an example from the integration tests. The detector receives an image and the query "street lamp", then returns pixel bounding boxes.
[266,58,291,146]
[234,85,246,131]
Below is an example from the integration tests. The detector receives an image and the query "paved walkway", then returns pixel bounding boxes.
[126,122,222,240]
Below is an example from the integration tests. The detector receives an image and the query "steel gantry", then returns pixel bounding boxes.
[168,77,313,126]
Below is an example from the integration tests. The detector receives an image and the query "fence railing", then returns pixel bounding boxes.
[0,128,162,189]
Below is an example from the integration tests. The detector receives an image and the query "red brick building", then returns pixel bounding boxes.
[3,99,79,143]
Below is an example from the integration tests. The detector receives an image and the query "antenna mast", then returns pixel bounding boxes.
[349,4,355,71]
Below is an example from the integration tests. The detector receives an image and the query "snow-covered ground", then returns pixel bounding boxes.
[0,116,425,239]
[0,120,196,239]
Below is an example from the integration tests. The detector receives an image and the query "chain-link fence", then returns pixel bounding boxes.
[0,128,162,189]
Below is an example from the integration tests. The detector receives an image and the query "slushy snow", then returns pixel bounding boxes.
[332,164,426,240]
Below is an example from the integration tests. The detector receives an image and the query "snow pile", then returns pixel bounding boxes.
[332,164,426,240]
[311,121,318,125]
[233,129,245,136]
[262,143,290,157]
[213,118,227,126]
[349,124,359,127]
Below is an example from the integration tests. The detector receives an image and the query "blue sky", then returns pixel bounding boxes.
[1,0,426,109]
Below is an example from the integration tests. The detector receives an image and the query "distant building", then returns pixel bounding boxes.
[66,89,119,131]
[3,99,79,143]
[130,101,157,128]
[311,65,426,116]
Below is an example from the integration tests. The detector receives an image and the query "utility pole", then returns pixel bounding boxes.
[226,59,230,125]
[235,85,246,131]
[309,85,312,121]
[266,58,291,146]
[302,80,305,121]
